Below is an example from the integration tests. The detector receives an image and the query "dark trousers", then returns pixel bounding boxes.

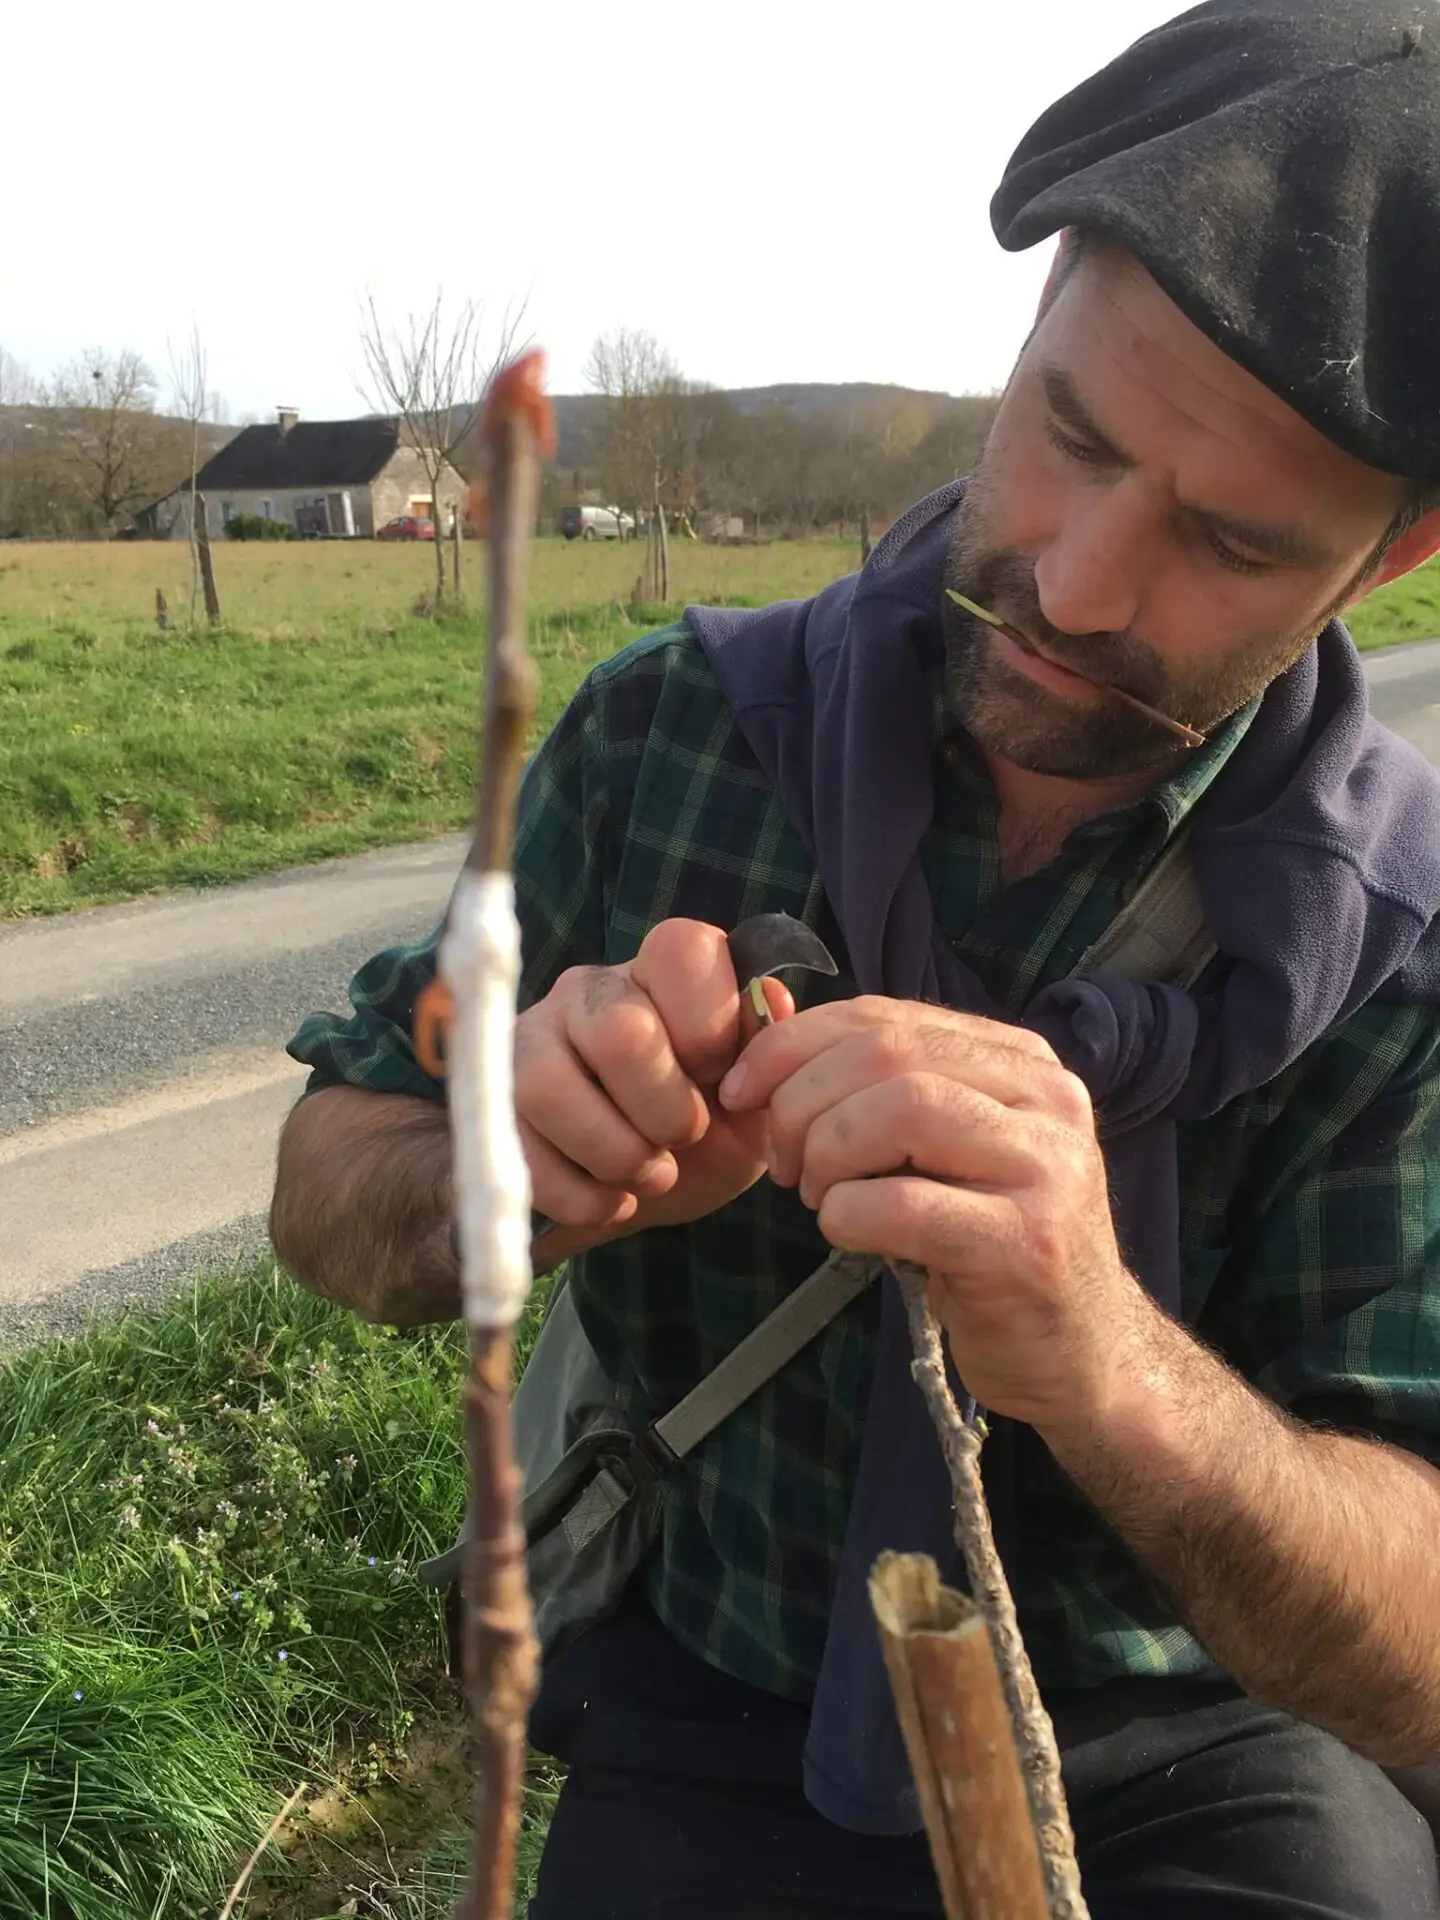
[527,1595,1440,1920]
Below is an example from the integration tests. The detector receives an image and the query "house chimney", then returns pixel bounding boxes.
[277,407,299,436]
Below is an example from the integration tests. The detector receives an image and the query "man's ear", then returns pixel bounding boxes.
[1351,508,1440,602]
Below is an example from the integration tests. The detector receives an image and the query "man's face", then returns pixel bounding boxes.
[945,240,1411,780]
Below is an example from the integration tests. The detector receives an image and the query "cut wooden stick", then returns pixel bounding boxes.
[890,1261,1089,1920]
[427,351,555,1920]
[946,589,1206,748]
[871,1553,1050,1920]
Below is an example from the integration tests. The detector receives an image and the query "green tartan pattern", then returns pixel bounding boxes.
[289,619,1440,1698]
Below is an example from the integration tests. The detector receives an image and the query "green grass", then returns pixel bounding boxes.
[2,536,1435,919]
[0,1254,561,1919]
[0,537,854,919]
[1344,560,1440,651]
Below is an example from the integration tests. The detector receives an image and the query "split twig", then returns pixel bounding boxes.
[892,1261,1089,1920]
[217,1783,307,1920]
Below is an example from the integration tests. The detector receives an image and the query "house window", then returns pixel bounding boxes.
[259,499,275,520]
[220,501,236,526]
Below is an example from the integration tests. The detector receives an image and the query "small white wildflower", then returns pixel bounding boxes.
[277,1649,289,1663]
[118,1506,140,1531]
[72,1690,83,1701]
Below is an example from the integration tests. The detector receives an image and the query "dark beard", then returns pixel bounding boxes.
[941,488,1328,781]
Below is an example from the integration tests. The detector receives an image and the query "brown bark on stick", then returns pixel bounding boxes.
[870,1554,1049,1920]
[462,1327,536,1918]
[451,352,555,1920]
[893,1262,1089,1920]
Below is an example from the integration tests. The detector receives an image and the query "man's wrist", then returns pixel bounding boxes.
[1034,1296,1197,1486]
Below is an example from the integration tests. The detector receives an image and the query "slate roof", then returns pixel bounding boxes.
[195,417,403,490]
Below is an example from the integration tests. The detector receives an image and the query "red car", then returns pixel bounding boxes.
[376,514,436,541]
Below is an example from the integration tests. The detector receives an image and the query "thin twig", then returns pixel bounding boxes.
[445,352,556,1920]
[894,1261,1089,1920]
[945,589,1205,748]
[217,1784,307,1920]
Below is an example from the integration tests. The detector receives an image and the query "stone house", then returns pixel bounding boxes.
[156,410,468,539]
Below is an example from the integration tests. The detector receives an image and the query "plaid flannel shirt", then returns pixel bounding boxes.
[289,618,1440,1699]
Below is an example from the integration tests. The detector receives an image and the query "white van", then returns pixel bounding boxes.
[561,504,636,541]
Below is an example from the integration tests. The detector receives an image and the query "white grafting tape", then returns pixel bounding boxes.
[440,869,534,1330]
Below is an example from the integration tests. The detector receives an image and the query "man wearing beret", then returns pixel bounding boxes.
[273,2,1440,1913]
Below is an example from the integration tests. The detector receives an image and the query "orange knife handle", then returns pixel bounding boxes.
[413,978,455,1080]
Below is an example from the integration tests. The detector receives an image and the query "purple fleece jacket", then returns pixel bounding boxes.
[686,481,1440,1834]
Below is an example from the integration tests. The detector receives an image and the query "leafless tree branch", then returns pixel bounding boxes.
[357,291,529,607]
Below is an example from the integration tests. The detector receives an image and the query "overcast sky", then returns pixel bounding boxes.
[2,0,1194,420]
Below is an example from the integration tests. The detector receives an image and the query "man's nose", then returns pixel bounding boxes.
[1032,487,1149,639]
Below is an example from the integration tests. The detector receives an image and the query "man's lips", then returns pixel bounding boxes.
[946,590,1206,748]
[993,626,1100,699]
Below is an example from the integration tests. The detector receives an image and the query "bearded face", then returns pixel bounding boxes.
[941,474,1349,782]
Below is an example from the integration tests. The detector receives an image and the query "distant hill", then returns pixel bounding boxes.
[719,382,968,418]
[545,380,986,471]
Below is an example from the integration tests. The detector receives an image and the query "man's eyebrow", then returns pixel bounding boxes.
[1041,365,1136,467]
[1039,362,1336,569]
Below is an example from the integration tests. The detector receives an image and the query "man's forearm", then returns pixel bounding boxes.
[270,1085,462,1326]
[1040,1302,1440,1766]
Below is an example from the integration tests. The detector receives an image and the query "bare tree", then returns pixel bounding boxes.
[583,328,684,535]
[168,323,224,622]
[358,291,527,608]
[0,347,35,409]
[49,348,179,534]
[0,349,38,536]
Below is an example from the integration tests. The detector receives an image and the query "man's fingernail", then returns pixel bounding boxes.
[719,1062,747,1104]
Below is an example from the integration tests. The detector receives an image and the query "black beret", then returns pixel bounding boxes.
[991,0,1440,481]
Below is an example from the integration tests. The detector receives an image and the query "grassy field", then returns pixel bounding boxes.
[4,534,1436,919]
[0,536,855,918]
[0,1255,556,1919]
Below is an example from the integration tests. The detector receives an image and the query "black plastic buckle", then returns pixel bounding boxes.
[628,1423,680,1485]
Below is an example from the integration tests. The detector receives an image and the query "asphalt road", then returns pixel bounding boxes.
[6,636,1440,1347]
[1359,636,1440,763]
[0,835,465,1343]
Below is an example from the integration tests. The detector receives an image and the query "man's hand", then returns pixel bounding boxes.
[719,995,1151,1428]
[722,995,1440,1765]
[518,918,791,1249]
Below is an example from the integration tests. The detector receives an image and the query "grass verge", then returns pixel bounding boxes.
[2,534,1435,919]
[0,537,854,920]
[0,601,634,918]
[1344,559,1440,651]
[0,1253,554,1918]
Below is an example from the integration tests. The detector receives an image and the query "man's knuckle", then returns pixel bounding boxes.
[860,1022,911,1078]
[849,995,895,1027]
[1049,1067,1094,1127]
[553,963,602,1003]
